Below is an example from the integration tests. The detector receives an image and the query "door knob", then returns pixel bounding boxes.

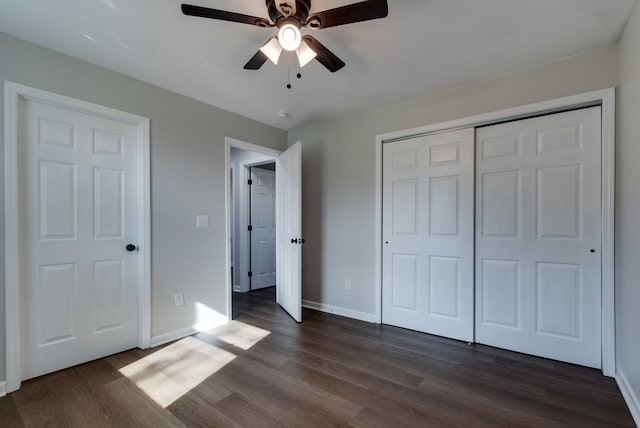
[125,244,138,252]
[291,238,298,244]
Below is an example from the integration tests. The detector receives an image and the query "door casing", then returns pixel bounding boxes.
[225,137,281,316]
[4,81,151,393]
[375,88,616,376]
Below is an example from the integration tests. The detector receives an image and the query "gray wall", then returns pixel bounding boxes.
[288,45,619,316]
[0,32,287,383]
[617,0,640,419]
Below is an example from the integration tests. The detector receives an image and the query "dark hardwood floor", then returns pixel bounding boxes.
[0,287,634,427]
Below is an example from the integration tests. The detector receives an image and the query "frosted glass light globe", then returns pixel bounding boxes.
[278,23,301,51]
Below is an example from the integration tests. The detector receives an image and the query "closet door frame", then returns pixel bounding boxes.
[374,88,616,377]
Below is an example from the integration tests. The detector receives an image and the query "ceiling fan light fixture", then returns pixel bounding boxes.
[259,37,283,64]
[278,22,302,51]
[182,0,391,73]
[296,40,317,67]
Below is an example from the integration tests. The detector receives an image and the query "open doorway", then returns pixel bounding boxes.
[230,146,277,296]
[225,137,303,323]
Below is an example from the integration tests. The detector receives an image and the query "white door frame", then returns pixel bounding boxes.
[225,137,281,314]
[236,156,278,293]
[375,88,616,376]
[4,81,151,393]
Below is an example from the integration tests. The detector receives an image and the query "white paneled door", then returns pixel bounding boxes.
[382,129,475,342]
[475,107,602,368]
[276,142,302,322]
[20,99,140,380]
[250,167,277,290]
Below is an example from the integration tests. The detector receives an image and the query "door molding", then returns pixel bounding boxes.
[4,81,151,393]
[375,88,616,376]
[225,137,281,317]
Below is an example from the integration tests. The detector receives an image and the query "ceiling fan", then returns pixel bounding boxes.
[181,0,389,73]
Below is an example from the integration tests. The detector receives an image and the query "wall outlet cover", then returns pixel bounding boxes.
[196,215,210,228]
[174,292,185,307]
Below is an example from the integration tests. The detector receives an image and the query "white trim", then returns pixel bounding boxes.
[225,137,283,321]
[302,300,377,323]
[236,162,249,293]
[230,163,236,289]
[600,89,616,377]
[617,370,640,426]
[0,381,6,397]
[150,315,229,348]
[374,130,383,324]
[4,82,20,394]
[375,88,616,376]
[136,108,152,351]
[4,81,151,393]
[227,137,282,158]
[240,156,278,168]
[225,141,232,324]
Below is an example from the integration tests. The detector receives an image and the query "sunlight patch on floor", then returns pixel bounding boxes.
[118,320,271,408]
[119,336,235,407]
[207,320,271,350]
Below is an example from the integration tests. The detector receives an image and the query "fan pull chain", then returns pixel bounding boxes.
[285,55,302,89]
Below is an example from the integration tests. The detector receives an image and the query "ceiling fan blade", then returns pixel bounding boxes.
[244,50,269,70]
[306,0,388,29]
[302,35,345,72]
[181,4,271,27]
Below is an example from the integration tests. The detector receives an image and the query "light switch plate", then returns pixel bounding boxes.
[196,215,210,228]
[174,292,184,307]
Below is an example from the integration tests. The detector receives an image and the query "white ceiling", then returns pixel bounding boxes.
[0,0,635,130]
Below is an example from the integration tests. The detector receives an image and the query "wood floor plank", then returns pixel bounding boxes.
[95,377,187,427]
[166,387,241,428]
[213,393,286,428]
[0,394,25,428]
[0,286,634,427]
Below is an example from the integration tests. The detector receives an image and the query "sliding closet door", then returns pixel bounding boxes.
[382,128,474,342]
[475,107,602,368]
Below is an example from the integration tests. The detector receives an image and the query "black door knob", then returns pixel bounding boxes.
[126,244,138,252]
[291,238,298,244]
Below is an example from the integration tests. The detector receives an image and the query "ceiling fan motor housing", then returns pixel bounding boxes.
[267,0,311,25]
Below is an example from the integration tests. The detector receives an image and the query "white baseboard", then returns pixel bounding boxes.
[617,369,640,426]
[0,380,6,397]
[302,300,377,323]
[150,315,229,348]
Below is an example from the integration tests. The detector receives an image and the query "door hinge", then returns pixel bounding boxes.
[248,179,253,185]
[248,225,253,231]
[248,271,253,277]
